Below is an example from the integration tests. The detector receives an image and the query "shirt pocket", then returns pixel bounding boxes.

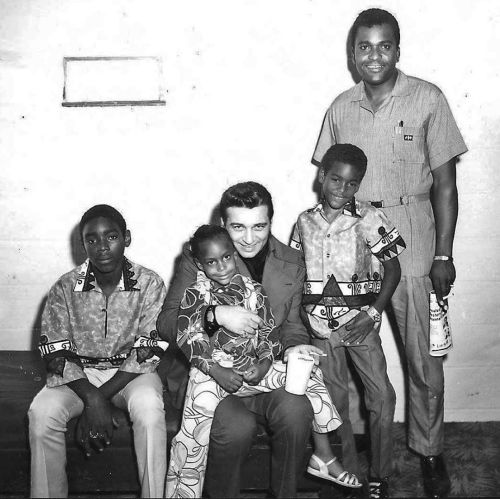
[393,126,425,164]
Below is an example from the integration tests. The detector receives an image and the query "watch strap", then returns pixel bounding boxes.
[434,255,453,262]
[366,306,381,322]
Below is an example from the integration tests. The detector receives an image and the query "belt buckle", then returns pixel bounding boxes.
[399,195,409,205]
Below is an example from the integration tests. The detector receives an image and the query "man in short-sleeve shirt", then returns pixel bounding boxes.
[312,8,467,497]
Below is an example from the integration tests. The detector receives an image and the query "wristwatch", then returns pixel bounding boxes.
[433,255,453,262]
[366,306,382,323]
[204,305,219,337]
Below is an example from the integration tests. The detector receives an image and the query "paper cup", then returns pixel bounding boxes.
[285,351,315,395]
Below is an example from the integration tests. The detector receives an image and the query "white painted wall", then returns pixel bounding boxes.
[1,0,498,421]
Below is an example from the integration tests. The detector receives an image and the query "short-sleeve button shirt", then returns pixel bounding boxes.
[291,199,405,338]
[39,258,168,387]
[312,70,467,277]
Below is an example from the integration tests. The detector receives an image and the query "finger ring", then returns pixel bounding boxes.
[89,430,99,438]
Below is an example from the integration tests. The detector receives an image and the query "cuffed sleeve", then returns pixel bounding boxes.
[120,275,168,373]
[39,281,87,387]
[177,286,215,375]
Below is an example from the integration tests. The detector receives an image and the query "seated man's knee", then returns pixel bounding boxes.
[28,396,68,439]
[128,389,165,427]
[210,396,257,448]
[268,388,314,429]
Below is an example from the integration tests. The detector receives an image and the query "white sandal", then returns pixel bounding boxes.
[307,454,362,488]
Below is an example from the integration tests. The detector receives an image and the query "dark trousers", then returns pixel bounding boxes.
[313,327,396,479]
[204,387,314,498]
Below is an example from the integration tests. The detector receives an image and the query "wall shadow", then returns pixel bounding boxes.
[70,224,87,266]
[346,24,362,85]
[30,295,47,351]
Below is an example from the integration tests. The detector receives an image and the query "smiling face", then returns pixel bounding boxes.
[224,205,271,258]
[352,23,399,89]
[196,235,237,286]
[319,161,363,218]
[81,216,130,278]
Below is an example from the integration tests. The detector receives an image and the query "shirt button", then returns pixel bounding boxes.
[326,234,331,238]
[326,253,330,258]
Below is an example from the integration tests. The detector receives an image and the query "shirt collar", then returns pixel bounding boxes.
[73,257,139,292]
[314,198,361,219]
[351,69,410,103]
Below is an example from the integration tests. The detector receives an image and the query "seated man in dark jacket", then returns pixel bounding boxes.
[157,182,322,498]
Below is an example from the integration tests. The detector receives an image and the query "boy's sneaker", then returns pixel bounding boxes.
[369,477,389,499]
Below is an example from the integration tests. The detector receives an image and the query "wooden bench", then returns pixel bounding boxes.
[0,350,340,496]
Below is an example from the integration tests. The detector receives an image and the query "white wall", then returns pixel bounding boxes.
[1,0,499,421]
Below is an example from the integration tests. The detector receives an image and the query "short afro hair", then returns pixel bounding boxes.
[351,8,400,48]
[79,204,127,238]
[320,144,368,178]
[190,224,234,260]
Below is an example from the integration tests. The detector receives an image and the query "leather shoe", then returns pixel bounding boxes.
[420,454,451,498]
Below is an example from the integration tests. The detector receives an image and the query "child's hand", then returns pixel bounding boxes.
[209,364,243,393]
[342,312,380,345]
[243,358,272,385]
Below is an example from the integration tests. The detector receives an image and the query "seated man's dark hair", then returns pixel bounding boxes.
[79,204,127,238]
[219,181,274,223]
[321,143,368,177]
[190,224,234,260]
[350,8,400,47]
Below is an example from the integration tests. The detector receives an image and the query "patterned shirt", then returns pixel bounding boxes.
[177,273,281,375]
[290,200,405,338]
[312,70,467,277]
[39,258,168,387]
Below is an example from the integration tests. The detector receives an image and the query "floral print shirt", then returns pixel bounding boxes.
[39,258,168,387]
[177,272,281,375]
[291,199,406,338]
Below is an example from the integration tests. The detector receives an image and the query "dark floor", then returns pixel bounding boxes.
[245,422,500,499]
[2,422,499,498]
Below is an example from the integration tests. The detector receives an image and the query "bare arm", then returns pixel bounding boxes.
[430,158,458,304]
[343,257,401,344]
[69,368,140,456]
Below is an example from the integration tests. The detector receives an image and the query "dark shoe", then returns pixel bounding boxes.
[368,477,389,499]
[420,454,451,498]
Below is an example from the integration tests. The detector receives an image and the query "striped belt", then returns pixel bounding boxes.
[304,280,381,296]
[370,192,429,208]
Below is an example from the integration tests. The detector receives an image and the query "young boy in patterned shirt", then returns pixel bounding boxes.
[28,204,169,498]
[291,144,406,499]
[166,225,361,498]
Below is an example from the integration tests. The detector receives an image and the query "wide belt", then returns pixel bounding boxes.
[370,192,430,208]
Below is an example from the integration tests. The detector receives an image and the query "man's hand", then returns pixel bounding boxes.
[215,305,263,336]
[283,344,325,365]
[342,312,380,345]
[209,364,244,393]
[75,393,114,457]
[430,260,455,307]
[243,358,272,385]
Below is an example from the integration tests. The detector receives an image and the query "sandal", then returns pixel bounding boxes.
[307,454,362,488]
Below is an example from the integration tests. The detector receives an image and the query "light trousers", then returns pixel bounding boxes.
[391,275,445,456]
[28,369,167,498]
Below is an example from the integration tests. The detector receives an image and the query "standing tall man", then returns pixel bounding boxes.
[312,9,467,498]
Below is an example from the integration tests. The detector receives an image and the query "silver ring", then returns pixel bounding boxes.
[89,430,99,438]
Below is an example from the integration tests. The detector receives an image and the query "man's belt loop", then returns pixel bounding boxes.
[370,192,430,208]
